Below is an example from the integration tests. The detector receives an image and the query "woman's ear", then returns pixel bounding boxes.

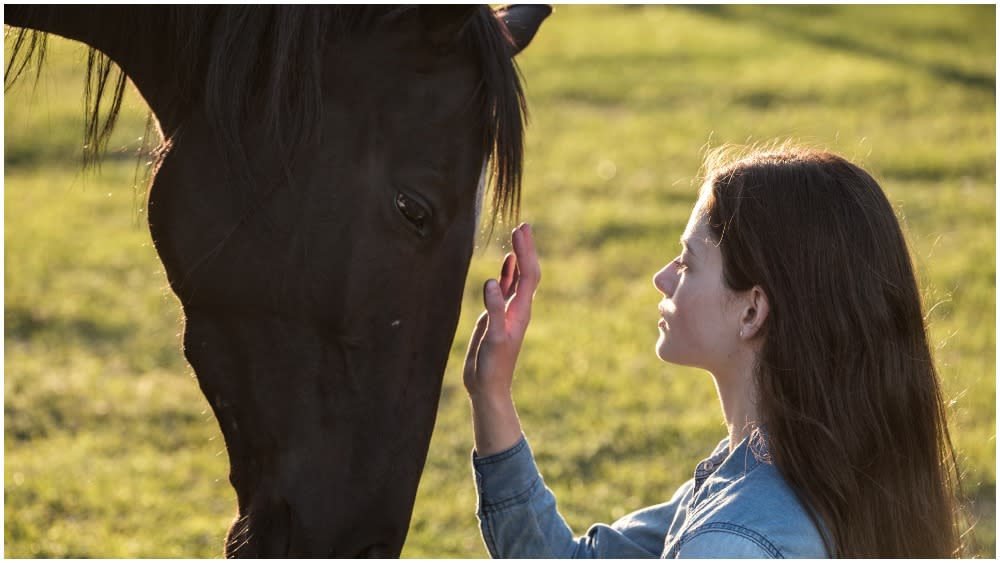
[739,286,769,340]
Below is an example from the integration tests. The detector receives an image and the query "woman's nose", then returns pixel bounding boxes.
[652,262,677,296]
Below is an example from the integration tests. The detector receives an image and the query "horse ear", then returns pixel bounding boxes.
[419,5,480,47]
[495,4,552,56]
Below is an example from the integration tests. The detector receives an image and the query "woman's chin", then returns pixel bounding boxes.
[655,337,670,362]
[656,339,694,367]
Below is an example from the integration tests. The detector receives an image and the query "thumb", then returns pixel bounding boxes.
[464,310,490,382]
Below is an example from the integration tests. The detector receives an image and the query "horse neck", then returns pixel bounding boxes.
[6,5,194,135]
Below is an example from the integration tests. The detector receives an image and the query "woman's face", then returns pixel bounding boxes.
[652,203,742,372]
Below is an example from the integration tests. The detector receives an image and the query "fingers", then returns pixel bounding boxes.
[508,224,541,324]
[498,224,537,303]
[465,224,539,391]
[499,252,517,300]
[512,224,540,287]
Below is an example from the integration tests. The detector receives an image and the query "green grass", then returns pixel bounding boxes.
[5,5,995,557]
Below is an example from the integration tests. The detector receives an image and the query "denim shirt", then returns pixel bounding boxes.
[472,433,829,558]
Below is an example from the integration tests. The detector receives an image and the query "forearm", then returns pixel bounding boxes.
[473,436,581,558]
[473,435,662,558]
[470,393,523,458]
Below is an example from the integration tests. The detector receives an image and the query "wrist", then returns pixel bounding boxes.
[470,394,522,457]
[469,388,513,409]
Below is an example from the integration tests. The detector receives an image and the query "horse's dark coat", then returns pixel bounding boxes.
[5,5,549,557]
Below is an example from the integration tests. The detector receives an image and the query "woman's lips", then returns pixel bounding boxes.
[658,303,670,328]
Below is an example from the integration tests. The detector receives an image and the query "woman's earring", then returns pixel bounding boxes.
[739,329,745,338]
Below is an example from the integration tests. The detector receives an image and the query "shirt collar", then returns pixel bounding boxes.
[693,428,772,491]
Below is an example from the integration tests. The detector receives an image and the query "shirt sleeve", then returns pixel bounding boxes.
[472,435,671,558]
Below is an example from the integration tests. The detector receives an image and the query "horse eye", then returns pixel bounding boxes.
[394,192,430,234]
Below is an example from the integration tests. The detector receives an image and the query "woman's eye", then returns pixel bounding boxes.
[395,192,430,234]
[675,258,688,272]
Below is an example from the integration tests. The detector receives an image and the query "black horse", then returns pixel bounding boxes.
[5,5,550,557]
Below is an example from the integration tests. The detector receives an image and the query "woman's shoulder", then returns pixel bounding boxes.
[667,446,829,558]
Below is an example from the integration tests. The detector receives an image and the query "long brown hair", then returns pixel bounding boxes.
[699,143,962,557]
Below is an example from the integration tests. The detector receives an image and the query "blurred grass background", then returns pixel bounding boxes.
[5,5,995,557]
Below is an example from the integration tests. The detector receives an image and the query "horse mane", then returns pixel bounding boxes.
[5,20,128,169]
[4,5,526,224]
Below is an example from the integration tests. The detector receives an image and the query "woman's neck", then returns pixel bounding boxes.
[712,365,759,452]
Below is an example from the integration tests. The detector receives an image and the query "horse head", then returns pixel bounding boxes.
[6,3,548,557]
[142,5,549,557]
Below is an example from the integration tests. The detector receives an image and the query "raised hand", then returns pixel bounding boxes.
[463,223,541,456]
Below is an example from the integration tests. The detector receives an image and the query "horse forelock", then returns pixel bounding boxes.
[466,9,527,230]
[188,5,526,229]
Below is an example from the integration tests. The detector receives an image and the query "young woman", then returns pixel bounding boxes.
[463,144,962,558]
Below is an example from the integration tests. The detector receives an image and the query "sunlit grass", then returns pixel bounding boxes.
[5,5,994,558]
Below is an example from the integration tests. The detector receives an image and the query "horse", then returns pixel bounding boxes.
[5,5,550,557]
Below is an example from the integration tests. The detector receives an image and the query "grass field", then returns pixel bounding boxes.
[5,5,995,558]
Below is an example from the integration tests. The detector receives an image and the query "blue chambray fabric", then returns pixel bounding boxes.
[472,433,829,559]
